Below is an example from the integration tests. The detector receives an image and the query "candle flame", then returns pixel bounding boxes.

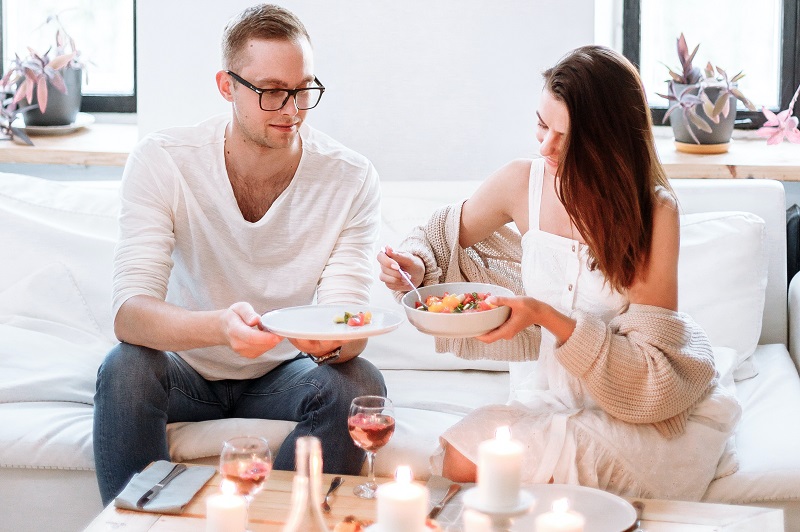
[395,465,413,483]
[495,425,511,441]
[221,479,236,496]
[553,497,570,513]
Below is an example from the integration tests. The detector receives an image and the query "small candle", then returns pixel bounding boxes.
[206,480,247,532]
[535,498,585,532]
[376,466,430,532]
[477,426,524,509]
[462,508,492,532]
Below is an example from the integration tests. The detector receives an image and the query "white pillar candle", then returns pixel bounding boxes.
[376,466,429,532]
[477,426,524,509]
[206,480,248,532]
[535,498,585,532]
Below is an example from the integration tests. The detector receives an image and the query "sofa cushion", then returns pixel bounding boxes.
[0,176,118,341]
[0,262,112,405]
[678,211,768,380]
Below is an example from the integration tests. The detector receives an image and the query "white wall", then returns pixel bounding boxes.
[137,1,595,182]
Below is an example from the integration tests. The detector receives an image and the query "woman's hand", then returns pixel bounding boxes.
[476,295,576,344]
[377,245,425,291]
[225,302,284,358]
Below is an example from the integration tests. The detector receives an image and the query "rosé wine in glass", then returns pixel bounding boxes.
[219,436,272,505]
[348,395,395,499]
[348,412,395,452]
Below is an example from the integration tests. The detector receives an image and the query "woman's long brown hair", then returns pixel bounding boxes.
[543,45,672,292]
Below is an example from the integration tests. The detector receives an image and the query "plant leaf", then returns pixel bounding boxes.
[36,79,48,113]
[730,88,757,111]
[47,53,75,71]
[701,91,718,121]
[687,107,713,133]
[731,71,745,83]
[10,126,33,146]
[704,62,715,78]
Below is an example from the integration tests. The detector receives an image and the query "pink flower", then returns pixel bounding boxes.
[759,84,800,145]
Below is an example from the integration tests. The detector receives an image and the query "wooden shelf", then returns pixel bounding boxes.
[656,135,800,181]
[0,122,137,167]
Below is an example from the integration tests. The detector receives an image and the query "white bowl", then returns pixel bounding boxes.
[401,282,514,338]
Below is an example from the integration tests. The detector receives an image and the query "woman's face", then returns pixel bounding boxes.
[536,89,570,175]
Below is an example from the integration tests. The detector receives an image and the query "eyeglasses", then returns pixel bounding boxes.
[225,70,325,111]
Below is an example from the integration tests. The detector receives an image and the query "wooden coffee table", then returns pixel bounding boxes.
[84,469,784,531]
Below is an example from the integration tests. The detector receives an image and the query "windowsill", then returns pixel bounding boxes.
[0,120,797,181]
[0,116,137,167]
[653,126,800,180]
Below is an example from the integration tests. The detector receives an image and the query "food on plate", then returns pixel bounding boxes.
[333,311,372,326]
[415,291,497,313]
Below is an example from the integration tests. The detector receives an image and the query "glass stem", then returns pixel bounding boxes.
[366,451,376,488]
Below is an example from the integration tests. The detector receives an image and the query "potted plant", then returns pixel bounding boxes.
[0,15,86,132]
[658,33,757,154]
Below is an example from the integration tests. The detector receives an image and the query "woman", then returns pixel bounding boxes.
[378,46,741,500]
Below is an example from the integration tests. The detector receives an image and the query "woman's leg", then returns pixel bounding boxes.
[442,442,477,483]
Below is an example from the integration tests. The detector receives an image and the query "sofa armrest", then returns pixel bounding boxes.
[789,275,800,373]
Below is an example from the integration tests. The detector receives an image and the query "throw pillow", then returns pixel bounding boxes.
[678,211,768,381]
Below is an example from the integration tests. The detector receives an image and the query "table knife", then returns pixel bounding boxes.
[427,483,462,519]
[136,463,188,508]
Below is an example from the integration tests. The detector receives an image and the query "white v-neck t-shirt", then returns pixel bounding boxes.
[112,114,381,380]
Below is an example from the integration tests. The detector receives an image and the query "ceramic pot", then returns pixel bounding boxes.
[21,67,82,127]
[668,83,737,150]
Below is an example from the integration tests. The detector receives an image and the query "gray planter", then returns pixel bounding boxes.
[21,67,83,127]
[668,83,736,145]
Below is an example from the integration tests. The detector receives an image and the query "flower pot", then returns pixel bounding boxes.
[668,83,736,154]
[21,67,82,127]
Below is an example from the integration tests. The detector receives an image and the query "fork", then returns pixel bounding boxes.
[395,265,426,310]
[321,476,344,513]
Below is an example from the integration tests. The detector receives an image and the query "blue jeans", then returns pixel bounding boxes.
[93,342,386,505]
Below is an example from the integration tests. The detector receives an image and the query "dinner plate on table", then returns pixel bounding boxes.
[260,304,404,340]
[524,484,637,532]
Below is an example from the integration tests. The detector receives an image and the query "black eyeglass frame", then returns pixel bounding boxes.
[225,70,326,111]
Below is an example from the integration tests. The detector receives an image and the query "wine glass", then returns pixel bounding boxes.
[348,395,396,499]
[219,436,273,506]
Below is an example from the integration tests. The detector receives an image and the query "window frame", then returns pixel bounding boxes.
[622,0,799,130]
[0,0,137,113]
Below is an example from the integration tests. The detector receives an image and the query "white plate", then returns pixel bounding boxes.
[525,484,636,532]
[260,305,404,340]
[12,112,95,136]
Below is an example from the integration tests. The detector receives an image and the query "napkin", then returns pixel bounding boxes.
[426,475,474,528]
[114,460,216,514]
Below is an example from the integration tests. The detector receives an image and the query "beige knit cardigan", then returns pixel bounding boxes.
[397,202,717,438]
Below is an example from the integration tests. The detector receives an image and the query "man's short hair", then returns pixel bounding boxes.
[221,3,311,70]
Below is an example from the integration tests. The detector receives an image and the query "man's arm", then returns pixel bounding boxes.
[115,295,283,359]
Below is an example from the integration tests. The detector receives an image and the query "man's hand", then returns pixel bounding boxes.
[225,302,284,358]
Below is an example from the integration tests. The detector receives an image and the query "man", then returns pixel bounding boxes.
[93,3,385,505]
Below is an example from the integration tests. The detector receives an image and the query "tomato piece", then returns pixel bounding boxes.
[462,293,475,305]
[347,315,363,326]
[477,300,496,311]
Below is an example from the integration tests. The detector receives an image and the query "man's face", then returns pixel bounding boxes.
[228,37,316,150]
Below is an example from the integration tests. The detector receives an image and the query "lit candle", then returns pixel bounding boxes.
[535,498,585,532]
[206,480,247,532]
[477,426,524,509]
[376,466,430,532]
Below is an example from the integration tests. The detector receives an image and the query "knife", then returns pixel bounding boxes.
[136,463,188,508]
[427,483,462,520]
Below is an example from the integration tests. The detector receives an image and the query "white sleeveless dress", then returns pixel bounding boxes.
[431,158,741,501]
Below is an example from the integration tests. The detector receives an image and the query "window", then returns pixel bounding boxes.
[1,0,136,113]
[622,0,799,129]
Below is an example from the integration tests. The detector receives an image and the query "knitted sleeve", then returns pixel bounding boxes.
[555,304,717,438]
[394,203,541,361]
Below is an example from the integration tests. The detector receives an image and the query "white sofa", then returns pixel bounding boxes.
[1,172,800,532]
